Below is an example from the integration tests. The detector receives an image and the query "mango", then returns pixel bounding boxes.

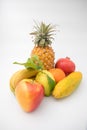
[35,70,56,96]
[52,71,82,98]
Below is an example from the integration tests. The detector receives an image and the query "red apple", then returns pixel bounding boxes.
[55,57,75,75]
[15,79,44,112]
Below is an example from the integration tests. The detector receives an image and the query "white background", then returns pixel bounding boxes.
[0,0,87,130]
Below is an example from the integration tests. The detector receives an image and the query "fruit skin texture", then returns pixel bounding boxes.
[52,71,82,99]
[55,57,75,75]
[49,68,66,83]
[15,79,44,112]
[30,22,56,70]
[10,69,38,94]
[35,70,56,96]
[31,46,55,70]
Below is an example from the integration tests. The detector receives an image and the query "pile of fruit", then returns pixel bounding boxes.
[9,22,82,112]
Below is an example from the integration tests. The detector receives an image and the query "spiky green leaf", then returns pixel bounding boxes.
[30,21,56,47]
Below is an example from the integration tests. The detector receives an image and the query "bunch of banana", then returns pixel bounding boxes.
[10,69,38,94]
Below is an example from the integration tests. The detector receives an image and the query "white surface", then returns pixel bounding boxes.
[0,0,87,130]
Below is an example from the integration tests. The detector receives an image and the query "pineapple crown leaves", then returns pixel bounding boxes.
[30,21,56,47]
[13,55,44,70]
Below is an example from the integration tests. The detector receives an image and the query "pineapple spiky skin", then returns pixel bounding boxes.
[31,46,55,70]
[30,22,56,70]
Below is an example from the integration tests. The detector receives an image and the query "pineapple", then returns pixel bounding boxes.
[30,22,56,70]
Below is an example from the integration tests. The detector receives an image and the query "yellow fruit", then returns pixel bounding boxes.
[10,69,38,94]
[35,70,56,96]
[52,71,82,98]
[30,22,56,70]
[31,46,55,70]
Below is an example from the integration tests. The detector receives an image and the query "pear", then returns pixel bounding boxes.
[35,70,56,96]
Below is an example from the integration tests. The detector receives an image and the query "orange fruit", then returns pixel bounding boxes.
[49,68,66,83]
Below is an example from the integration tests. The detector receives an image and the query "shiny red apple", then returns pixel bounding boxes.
[15,79,44,112]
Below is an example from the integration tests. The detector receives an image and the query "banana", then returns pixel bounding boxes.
[10,69,38,94]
